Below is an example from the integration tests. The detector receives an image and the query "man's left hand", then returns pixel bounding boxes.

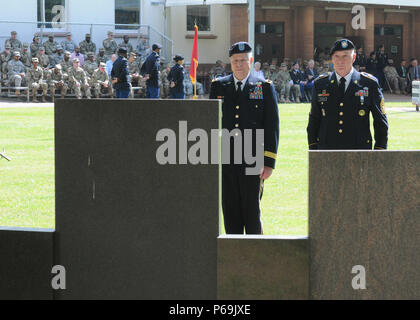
[260,166,273,180]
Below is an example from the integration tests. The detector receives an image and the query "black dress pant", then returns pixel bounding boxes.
[222,169,263,235]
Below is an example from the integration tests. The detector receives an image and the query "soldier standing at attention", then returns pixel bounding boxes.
[26,57,48,102]
[168,55,185,99]
[140,43,161,98]
[209,42,279,235]
[80,34,97,59]
[103,31,118,60]
[307,39,388,150]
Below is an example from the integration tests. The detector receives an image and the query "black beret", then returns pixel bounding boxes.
[152,43,162,50]
[330,39,355,56]
[118,47,127,54]
[229,41,252,57]
[173,55,184,62]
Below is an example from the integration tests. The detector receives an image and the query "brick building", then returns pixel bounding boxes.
[232,0,420,65]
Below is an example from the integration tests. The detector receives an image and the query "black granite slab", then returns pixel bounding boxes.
[309,151,420,299]
[55,99,220,299]
[218,235,309,299]
[0,227,54,300]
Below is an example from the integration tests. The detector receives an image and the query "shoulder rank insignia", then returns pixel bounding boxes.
[361,72,376,81]
[212,79,217,82]
[316,73,329,80]
[265,79,272,83]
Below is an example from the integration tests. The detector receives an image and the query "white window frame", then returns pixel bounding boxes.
[186,5,212,34]
[115,0,142,33]
[37,0,69,32]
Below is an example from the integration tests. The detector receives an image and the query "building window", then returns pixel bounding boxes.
[314,23,346,52]
[187,5,210,32]
[115,0,140,30]
[37,0,66,29]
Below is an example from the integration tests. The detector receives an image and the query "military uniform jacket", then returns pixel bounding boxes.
[103,39,117,56]
[307,70,388,150]
[111,56,130,90]
[7,59,25,77]
[168,64,185,94]
[84,60,97,77]
[26,66,44,83]
[210,73,279,171]
[140,51,160,87]
[47,69,65,84]
[68,67,88,85]
[80,41,97,56]
[92,69,109,84]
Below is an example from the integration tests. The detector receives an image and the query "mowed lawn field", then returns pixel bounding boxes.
[1,102,419,235]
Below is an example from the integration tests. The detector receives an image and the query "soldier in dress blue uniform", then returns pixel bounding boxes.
[168,55,185,99]
[307,39,388,150]
[140,43,161,99]
[209,42,279,235]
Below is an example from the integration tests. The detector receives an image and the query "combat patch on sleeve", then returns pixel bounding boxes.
[316,73,329,81]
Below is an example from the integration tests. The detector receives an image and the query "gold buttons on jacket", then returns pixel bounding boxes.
[340,103,344,107]
[235,124,239,128]
[359,109,366,116]
[339,120,343,125]
[236,105,240,110]
[235,115,239,118]
[339,112,343,116]
[339,129,343,134]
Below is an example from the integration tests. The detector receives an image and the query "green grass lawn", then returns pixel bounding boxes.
[1,102,419,234]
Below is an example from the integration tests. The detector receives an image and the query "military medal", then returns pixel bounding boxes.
[249,82,263,100]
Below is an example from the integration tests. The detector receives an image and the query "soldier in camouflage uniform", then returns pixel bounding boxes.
[208,60,227,80]
[183,63,204,98]
[91,62,113,98]
[68,58,91,99]
[128,52,141,84]
[1,44,12,80]
[47,64,67,102]
[61,32,77,53]
[277,62,293,103]
[83,52,97,82]
[262,62,270,80]
[20,43,31,69]
[26,57,48,102]
[51,46,65,68]
[7,52,26,95]
[103,31,117,60]
[118,35,133,55]
[60,51,73,75]
[79,34,97,59]
[160,58,170,98]
[5,31,22,53]
[36,47,50,69]
[384,59,406,94]
[96,48,107,65]
[43,35,58,59]
[30,36,42,58]
[268,64,280,99]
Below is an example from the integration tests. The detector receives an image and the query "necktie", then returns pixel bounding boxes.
[236,81,242,93]
[339,77,346,98]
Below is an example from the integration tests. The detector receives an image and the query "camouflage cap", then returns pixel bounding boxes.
[85,33,91,38]
[56,45,63,50]
[55,64,62,69]
[263,62,269,67]
[73,58,80,63]
[270,65,276,70]
[107,31,114,36]
[280,63,287,67]
[48,34,54,38]
[129,52,137,57]
[99,48,105,52]
[23,43,29,48]
[32,57,39,63]
[66,32,72,36]
[99,62,106,68]
[11,31,17,35]
[14,51,21,57]
[87,52,94,57]
[64,51,71,56]
[39,46,45,51]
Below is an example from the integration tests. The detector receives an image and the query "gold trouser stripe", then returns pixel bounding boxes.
[264,151,277,160]
[309,142,318,147]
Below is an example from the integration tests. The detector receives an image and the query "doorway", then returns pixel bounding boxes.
[255,22,285,64]
[374,25,403,65]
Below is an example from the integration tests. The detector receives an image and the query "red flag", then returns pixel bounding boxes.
[190,24,199,84]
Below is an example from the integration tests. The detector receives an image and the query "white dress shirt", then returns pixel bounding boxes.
[335,68,354,92]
